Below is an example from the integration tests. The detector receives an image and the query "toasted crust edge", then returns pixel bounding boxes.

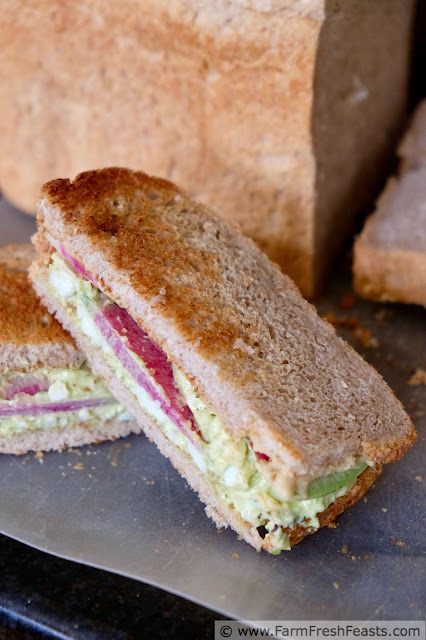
[0,417,142,455]
[31,258,387,552]
[353,237,426,307]
[0,243,84,371]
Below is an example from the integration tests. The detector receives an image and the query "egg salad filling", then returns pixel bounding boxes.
[46,250,368,552]
[0,365,131,438]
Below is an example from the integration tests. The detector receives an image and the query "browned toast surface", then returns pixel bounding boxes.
[35,168,415,477]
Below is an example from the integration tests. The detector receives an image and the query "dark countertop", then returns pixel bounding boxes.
[0,534,223,639]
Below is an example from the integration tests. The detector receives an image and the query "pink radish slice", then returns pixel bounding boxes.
[0,397,116,417]
[2,374,50,401]
[94,304,202,445]
[47,235,98,287]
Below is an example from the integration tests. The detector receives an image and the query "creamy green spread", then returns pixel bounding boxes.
[0,364,131,437]
[47,252,368,552]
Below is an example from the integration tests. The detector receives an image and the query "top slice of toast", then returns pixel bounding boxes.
[0,244,83,372]
[34,168,415,477]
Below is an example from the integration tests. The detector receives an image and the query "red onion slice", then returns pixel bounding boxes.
[1,374,50,401]
[0,397,116,417]
[47,235,98,286]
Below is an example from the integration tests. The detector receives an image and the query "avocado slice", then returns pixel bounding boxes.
[307,462,368,499]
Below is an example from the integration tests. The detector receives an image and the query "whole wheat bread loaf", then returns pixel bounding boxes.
[354,100,426,306]
[0,0,415,297]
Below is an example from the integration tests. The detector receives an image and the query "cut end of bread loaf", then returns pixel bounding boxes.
[34,167,415,479]
[0,244,84,372]
[353,168,426,307]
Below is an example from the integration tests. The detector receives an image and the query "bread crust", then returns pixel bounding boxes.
[0,1,415,296]
[287,464,381,545]
[354,244,426,307]
[353,160,426,308]
[28,263,384,551]
[0,244,83,372]
[0,417,141,455]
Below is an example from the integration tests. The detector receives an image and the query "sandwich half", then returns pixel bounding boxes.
[30,168,416,552]
[0,243,139,454]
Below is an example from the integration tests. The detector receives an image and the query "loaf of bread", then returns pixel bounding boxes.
[354,100,426,307]
[0,0,415,296]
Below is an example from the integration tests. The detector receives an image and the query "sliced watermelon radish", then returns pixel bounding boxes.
[0,397,116,417]
[94,304,202,445]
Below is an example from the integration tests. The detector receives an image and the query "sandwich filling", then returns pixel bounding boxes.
[0,365,131,437]
[45,248,369,552]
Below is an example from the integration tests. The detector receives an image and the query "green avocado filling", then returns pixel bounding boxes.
[46,252,368,552]
[0,366,131,437]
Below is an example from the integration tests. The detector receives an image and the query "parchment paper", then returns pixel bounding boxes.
[0,199,424,621]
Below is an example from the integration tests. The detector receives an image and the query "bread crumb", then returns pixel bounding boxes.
[391,538,396,544]
[408,369,426,386]
[363,496,368,502]
[351,555,357,561]
[232,553,239,559]
[374,309,387,326]
[111,460,117,467]
[323,314,378,348]
[333,581,340,589]
[124,443,131,448]
[73,463,84,470]
[339,293,356,310]
[35,451,43,459]
[217,529,223,534]
[396,541,406,546]
[415,475,422,482]
[353,326,378,348]
[341,544,348,553]
[382,507,388,512]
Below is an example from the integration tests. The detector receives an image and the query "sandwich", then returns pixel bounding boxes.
[0,243,138,454]
[29,168,416,553]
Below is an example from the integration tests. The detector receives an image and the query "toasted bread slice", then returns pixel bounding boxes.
[0,244,83,371]
[0,244,140,454]
[30,168,415,551]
